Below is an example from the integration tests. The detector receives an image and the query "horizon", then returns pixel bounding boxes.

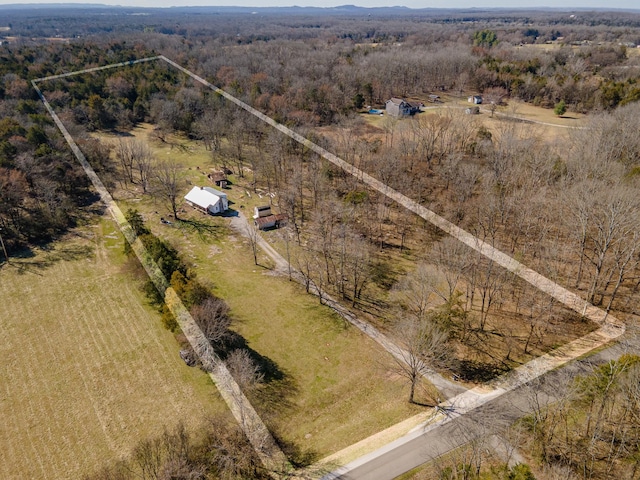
[0,1,639,10]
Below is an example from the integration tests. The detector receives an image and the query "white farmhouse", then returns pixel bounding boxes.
[184,186,228,215]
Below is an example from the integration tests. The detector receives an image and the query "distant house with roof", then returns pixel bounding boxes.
[468,95,483,104]
[184,186,228,215]
[385,97,422,117]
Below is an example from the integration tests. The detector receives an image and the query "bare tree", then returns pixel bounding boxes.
[393,316,450,404]
[132,436,163,480]
[114,138,152,188]
[133,145,153,194]
[483,86,508,118]
[277,225,294,281]
[152,159,183,220]
[246,220,260,266]
[191,296,231,348]
[225,349,264,391]
[344,232,372,307]
[574,182,640,307]
[392,262,444,322]
[434,237,469,301]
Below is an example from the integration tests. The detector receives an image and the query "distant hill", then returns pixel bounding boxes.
[0,3,638,14]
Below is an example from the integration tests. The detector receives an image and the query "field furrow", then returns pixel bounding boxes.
[0,221,225,480]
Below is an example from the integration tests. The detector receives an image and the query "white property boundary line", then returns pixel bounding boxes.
[159,56,627,477]
[157,55,622,333]
[34,55,625,478]
[32,62,290,476]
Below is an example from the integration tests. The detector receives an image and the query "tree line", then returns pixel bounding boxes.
[6,33,637,385]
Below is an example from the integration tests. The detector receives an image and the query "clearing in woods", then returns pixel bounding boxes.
[96,123,426,459]
[0,217,228,480]
[361,95,585,143]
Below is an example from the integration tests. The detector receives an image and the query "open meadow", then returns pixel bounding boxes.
[361,95,586,144]
[0,217,227,480]
[96,124,426,460]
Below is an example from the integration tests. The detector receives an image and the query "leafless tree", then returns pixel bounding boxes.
[194,109,226,153]
[294,246,315,294]
[434,237,469,301]
[520,288,555,355]
[344,232,372,306]
[191,296,231,348]
[483,86,509,118]
[114,138,153,190]
[393,316,450,404]
[392,262,444,322]
[132,436,163,480]
[152,159,183,220]
[574,182,640,307]
[133,148,153,194]
[432,414,495,480]
[225,349,264,391]
[271,224,294,281]
[114,137,135,184]
[475,257,507,331]
[246,220,260,266]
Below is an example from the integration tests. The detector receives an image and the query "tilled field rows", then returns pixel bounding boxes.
[0,230,223,480]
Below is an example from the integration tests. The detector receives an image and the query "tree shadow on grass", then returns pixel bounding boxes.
[453,360,509,383]
[176,218,222,241]
[223,332,286,380]
[270,430,320,469]
[10,244,94,275]
[191,329,322,468]
[222,331,297,411]
[220,331,319,465]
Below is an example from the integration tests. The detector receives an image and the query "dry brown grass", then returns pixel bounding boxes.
[0,217,227,480]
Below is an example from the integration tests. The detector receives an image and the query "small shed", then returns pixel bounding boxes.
[184,186,228,215]
[255,213,288,231]
[208,171,228,189]
[253,205,272,219]
[468,95,483,104]
[253,205,287,230]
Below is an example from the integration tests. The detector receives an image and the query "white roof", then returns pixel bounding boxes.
[203,186,227,198]
[184,186,224,209]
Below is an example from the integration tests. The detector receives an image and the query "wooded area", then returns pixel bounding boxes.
[1,6,639,479]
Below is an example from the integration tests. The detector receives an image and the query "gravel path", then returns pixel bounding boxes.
[228,211,466,400]
[36,56,626,479]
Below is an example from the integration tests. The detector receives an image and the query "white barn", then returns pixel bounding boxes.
[184,186,228,215]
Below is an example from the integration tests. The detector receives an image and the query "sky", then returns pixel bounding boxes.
[0,0,638,8]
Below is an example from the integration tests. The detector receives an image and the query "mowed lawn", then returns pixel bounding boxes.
[149,211,424,459]
[0,218,226,480]
[101,124,424,457]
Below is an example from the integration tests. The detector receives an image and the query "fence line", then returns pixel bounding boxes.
[32,74,290,476]
[157,54,623,336]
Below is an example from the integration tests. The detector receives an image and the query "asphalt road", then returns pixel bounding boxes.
[327,333,636,480]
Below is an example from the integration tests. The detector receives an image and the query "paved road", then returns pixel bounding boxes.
[327,334,635,480]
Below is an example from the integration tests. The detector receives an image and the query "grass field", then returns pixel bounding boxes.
[186,227,424,458]
[96,124,425,459]
[361,94,586,143]
[121,204,423,461]
[0,217,227,480]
